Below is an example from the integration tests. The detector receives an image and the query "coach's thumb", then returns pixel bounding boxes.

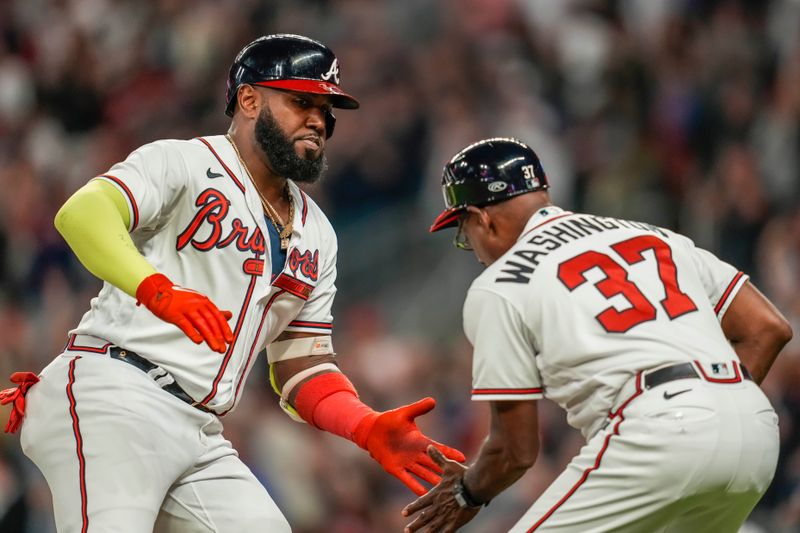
[427,445,447,467]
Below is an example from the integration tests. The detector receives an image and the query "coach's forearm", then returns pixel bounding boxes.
[732,329,792,384]
[462,400,539,504]
[55,179,156,297]
[463,434,536,504]
[721,282,793,383]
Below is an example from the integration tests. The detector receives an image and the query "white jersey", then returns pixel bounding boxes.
[70,135,337,414]
[464,206,748,438]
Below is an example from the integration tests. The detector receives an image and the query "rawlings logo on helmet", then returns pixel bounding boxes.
[488,181,507,193]
[320,59,340,84]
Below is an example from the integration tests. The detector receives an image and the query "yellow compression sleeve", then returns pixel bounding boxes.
[54,179,156,297]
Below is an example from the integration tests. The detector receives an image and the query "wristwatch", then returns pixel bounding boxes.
[453,476,488,509]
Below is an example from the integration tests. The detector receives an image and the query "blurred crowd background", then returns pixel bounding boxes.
[0,0,799,531]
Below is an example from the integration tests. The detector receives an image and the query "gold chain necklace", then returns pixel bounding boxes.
[225,134,294,250]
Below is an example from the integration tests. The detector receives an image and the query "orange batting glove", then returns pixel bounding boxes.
[353,397,466,495]
[0,372,40,433]
[136,273,234,353]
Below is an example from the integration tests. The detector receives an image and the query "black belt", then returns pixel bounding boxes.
[644,362,752,389]
[109,347,212,413]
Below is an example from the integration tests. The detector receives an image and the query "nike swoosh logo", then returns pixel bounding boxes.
[663,388,692,400]
[206,168,223,179]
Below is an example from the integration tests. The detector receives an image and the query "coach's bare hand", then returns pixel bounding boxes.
[402,446,480,532]
[136,273,234,353]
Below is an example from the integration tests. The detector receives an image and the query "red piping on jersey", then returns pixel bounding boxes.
[519,212,574,241]
[299,189,309,226]
[472,387,543,395]
[221,289,285,416]
[98,174,139,231]
[197,137,245,193]
[66,357,89,533]
[66,334,111,354]
[714,271,744,315]
[691,360,743,384]
[199,274,259,406]
[287,320,332,330]
[527,374,643,532]
[273,273,313,300]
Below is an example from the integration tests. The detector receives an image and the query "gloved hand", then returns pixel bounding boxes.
[353,397,466,495]
[136,273,233,353]
[0,372,40,433]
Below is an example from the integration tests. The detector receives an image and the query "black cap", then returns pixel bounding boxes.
[430,138,549,232]
[225,34,359,117]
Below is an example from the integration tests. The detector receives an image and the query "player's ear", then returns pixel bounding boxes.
[236,84,262,119]
[470,205,494,234]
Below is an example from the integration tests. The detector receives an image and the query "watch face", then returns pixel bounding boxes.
[454,478,484,508]
[453,491,470,509]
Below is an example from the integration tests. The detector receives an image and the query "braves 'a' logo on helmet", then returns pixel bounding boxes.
[320,59,340,84]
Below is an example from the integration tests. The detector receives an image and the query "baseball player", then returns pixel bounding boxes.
[0,34,464,532]
[402,138,793,532]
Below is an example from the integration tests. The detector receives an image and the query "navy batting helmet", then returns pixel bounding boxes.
[430,138,549,232]
[225,34,359,138]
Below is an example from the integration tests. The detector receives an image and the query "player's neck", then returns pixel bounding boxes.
[507,193,553,237]
[226,129,288,205]
[483,193,554,263]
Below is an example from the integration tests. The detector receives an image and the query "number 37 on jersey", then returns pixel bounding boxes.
[557,235,698,333]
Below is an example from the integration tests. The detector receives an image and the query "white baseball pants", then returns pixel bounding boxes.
[511,373,779,532]
[19,352,290,533]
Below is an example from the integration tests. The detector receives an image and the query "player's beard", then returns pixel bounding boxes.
[254,108,327,184]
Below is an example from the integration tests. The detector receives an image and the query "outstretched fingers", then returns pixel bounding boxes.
[429,441,466,463]
[407,462,442,486]
[417,452,444,475]
[402,489,434,517]
[403,507,437,532]
[395,469,429,496]
[429,445,446,464]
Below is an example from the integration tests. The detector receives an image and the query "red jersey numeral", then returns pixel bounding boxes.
[558,251,657,332]
[611,235,698,319]
[557,235,698,333]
